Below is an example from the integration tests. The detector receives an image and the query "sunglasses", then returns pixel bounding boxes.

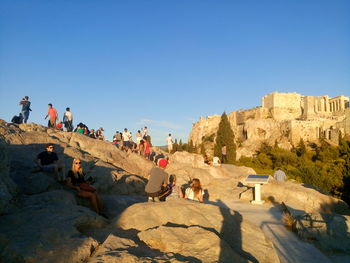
[74,162,81,164]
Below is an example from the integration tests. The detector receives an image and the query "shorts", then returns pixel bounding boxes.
[42,164,55,172]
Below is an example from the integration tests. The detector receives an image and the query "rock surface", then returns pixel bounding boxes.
[1,120,349,262]
[116,200,280,263]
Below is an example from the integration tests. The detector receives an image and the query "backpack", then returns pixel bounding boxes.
[11,115,23,124]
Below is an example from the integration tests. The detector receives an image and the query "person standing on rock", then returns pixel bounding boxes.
[19,96,32,123]
[45,103,58,128]
[167,133,173,153]
[63,107,73,132]
[145,159,169,202]
[35,143,66,182]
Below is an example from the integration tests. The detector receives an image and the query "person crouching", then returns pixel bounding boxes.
[145,159,169,202]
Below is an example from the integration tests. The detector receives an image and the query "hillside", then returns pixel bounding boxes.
[0,120,349,262]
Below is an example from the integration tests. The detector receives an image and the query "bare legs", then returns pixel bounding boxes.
[78,191,103,214]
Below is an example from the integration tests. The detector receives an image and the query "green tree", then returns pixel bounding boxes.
[214,112,236,164]
[173,139,178,153]
[187,140,195,153]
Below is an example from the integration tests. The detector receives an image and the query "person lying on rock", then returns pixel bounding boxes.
[185,178,204,202]
[35,143,66,182]
[145,159,169,202]
[66,158,104,215]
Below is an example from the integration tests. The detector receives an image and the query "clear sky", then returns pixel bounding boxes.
[1,0,349,145]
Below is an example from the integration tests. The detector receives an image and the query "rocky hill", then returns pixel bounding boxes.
[189,92,350,158]
[0,120,349,262]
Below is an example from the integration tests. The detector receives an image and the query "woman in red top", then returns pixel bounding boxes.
[144,136,151,159]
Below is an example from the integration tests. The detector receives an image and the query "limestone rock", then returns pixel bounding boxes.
[240,180,348,214]
[0,142,17,215]
[116,200,279,263]
[0,190,107,263]
[138,225,245,263]
[170,151,206,168]
[294,213,350,253]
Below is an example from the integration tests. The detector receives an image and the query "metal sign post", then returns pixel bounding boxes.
[244,175,270,205]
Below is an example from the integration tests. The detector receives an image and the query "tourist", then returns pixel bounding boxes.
[113,131,122,147]
[136,130,142,146]
[19,96,31,123]
[138,139,145,155]
[185,178,204,202]
[76,123,84,134]
[274,168,286,182]
[221,145,227,164]
[96,128,104,140]
[89,129,96,139]
[204,155,211,166]
[35,143,65,182]
[45,103,58,128]
[144,136,151,159]
[145,159,169,202]
[167,133,173,153]
[142,126,148,137]
[66,158,103,215]
[56,121,63,131]
[154,152,166,166]
[165,174,183,200]
[213,156,221,167]
[63,107,73,132]
[122,128,131,149]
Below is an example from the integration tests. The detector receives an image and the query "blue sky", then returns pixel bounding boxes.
[1,0,349,145]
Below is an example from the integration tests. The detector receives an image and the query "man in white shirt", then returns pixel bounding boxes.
[167,133,173,153]
[122,128,131,148]
[63,107,73,132]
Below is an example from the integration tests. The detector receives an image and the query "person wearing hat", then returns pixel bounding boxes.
[145,159,169,202]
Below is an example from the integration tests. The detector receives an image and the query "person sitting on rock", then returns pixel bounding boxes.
[212,156,221,167]
[185,178,204,202]
[164,174,183,200]
[145,159,169,202]
[66,158,104,215]
[204,155,211,166]
[35,143,66,182]
[89,129,96,139]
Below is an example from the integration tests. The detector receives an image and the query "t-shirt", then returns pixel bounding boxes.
[37,151,58,166]
[122,131,131,141]
[20,100,31,111]
[213,156,220,166]
[185,187,203,201]
[63,111,73,122]
[67,170,86,185]
[48,108,57,119]
[145,167,169,194]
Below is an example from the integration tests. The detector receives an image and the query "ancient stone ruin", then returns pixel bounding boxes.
[189,92,350,158]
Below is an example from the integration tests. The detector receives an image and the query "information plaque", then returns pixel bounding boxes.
[244,175,271,205]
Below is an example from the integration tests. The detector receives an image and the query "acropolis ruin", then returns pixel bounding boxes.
[189,92,350,159]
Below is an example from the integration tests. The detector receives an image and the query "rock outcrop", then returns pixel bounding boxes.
[1,120,349,262]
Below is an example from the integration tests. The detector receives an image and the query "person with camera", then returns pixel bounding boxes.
[19,96,32,123]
